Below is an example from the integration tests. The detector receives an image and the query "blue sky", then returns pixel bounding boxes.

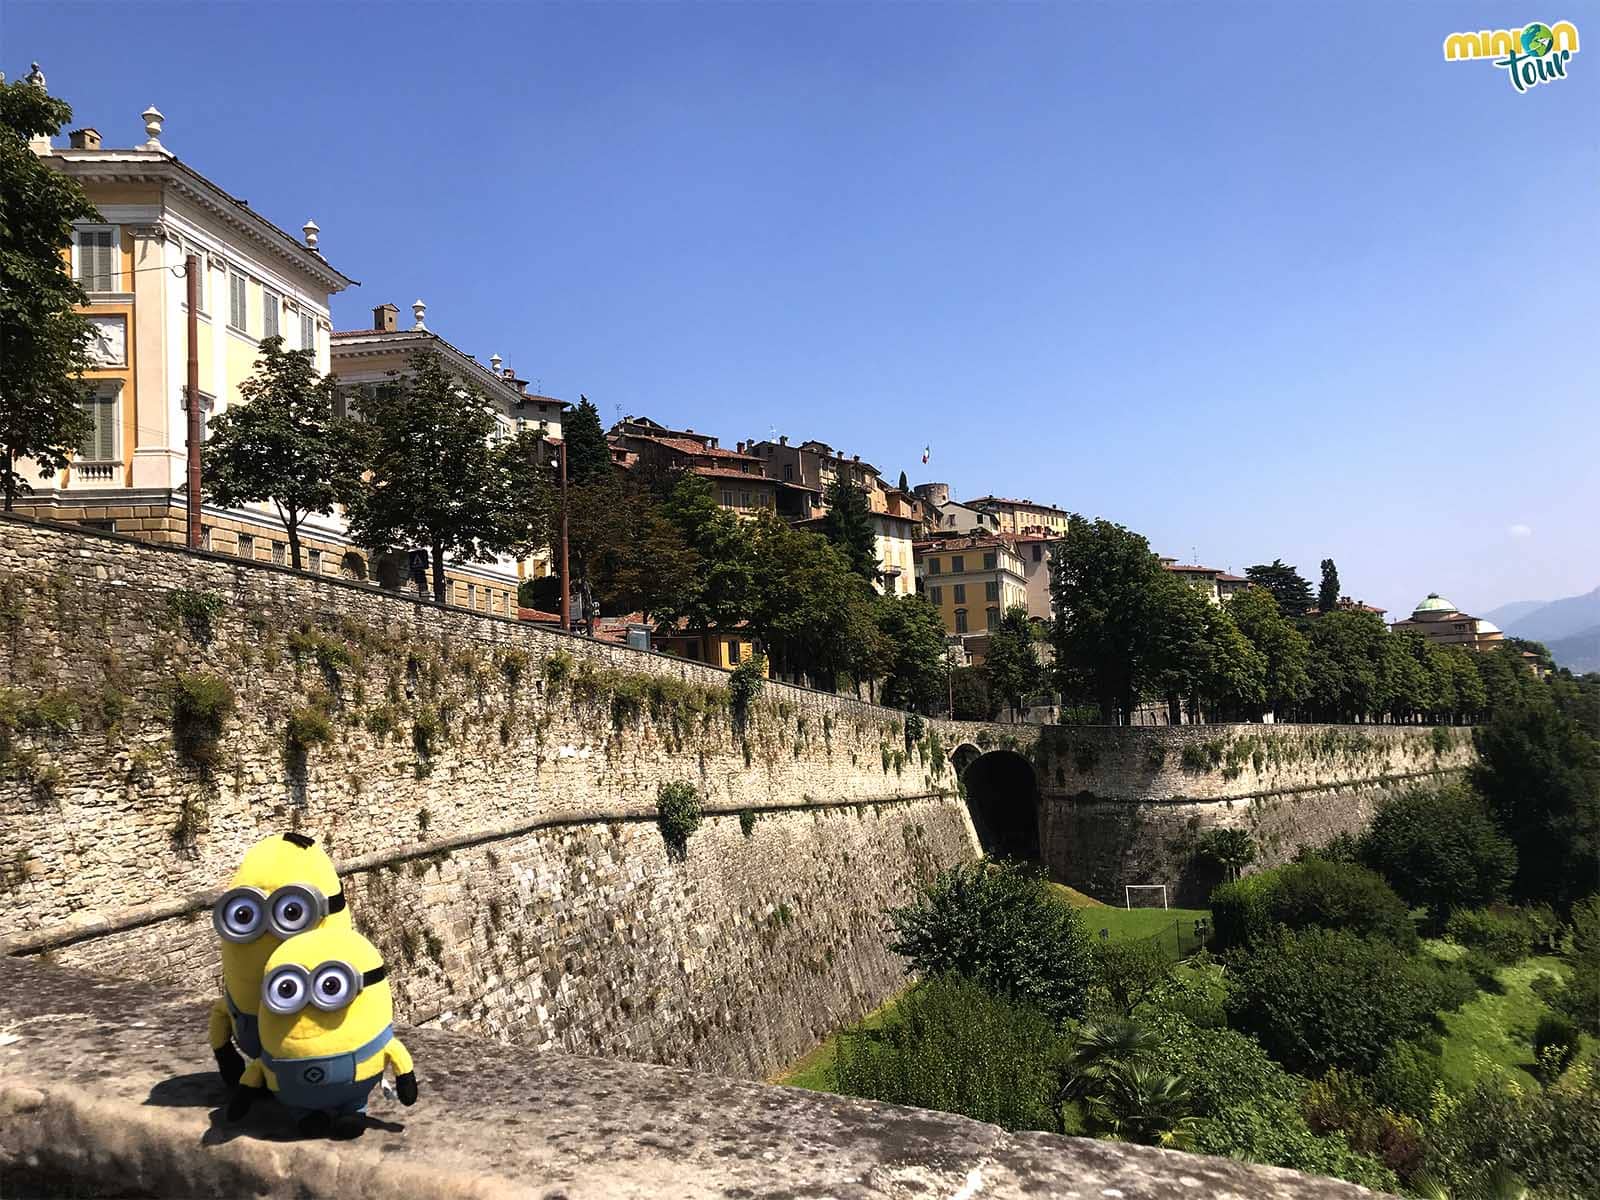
[8,2,1596,617]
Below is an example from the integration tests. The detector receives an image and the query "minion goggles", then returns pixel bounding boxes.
[212,884,347,943]
[262,959,389,1015]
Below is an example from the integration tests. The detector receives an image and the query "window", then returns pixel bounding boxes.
[740,491,751,507]
[930,585,943,605]
[783,464,793,481]
[308,548,322,575]
[77,383,120,460]
[229,271,248,331]
[985,581,1000,602]
[953,583,966,604]
[926,557,940,575]
[272,542,286,565]
[237,533,254,560]
[952,555,965,573]
[200,526,212,551]
[177,242,206,311]
[301,312,315,354]
[728,640,742,665]
[722,490,734,506]
[1032,544,1042,562]
[75,227,118,292]
[983,552,996,570]
[181,389,216,441]
[468,584,477,609]
[261,287,280,340]
[954,608,968,633]
[986,607,1000,630]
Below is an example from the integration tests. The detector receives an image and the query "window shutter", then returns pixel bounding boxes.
[301,313,314,352]
[262,290,279,338]
[97,392,116,460]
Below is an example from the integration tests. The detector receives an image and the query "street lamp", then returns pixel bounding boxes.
[536,436,570,633]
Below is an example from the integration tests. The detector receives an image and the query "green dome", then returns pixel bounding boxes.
[1415,593,1455,614]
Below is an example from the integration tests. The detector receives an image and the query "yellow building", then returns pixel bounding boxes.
[915,535,1028,663]
[652,625,767,672]
[329,302,568,615]
[965,495,1072,536]
[18,87,365,570]
[1389,595,1506,652]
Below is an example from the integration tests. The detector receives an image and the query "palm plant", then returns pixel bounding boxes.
[1084,1060,1200,1149]
[1409,1165,1528,1200]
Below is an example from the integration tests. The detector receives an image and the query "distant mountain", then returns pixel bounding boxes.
[1482,599,1548,627]
[1500,586,1600,643]
[1544,624,1600,675]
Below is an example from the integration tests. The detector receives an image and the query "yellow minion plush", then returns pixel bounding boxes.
[226,925,417,1135]
[209,832,351,1086]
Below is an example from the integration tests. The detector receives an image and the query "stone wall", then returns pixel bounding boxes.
[1016,724,1475,905]
[0,516,971,1078]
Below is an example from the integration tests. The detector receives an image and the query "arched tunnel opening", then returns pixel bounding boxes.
[957,747,1041,862]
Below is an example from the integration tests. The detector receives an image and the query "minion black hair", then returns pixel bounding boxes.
[282,831,316,849]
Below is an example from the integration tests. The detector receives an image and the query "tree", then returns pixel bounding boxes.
[1245,560,1314,618]
[875,593,948,712]
[897,469,909,492]
[887,861,1095,1025]
[949,666,997,720]
[203,338,360,570]
[820,477,879,582]
[344,351,511,604]
[655,473,754,629]
[1318,559,1340,614]
[561,395,612,484]
[0,75,96,510]
[1305,610,1389,722]
[982,605,1041,720]
[1358,783,1515,930]
[1228,585,1311,719]
[1471,699,1600,908]
[1049,516,1163,723]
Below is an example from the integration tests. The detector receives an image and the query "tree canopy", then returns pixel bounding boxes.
[1318,559,1340,614]
[1245,560,1314,618]
[204,338,362,569]
[821,477,880,582]
[0,77,96,509]
[983,606,1042,719]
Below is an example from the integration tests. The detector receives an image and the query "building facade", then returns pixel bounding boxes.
[966,495,1072,536]
[1009,532,1066,621]
[609,418,801,520]
[1390,594,1506,651]
[18,94,361,571]
[915,535,1028,663]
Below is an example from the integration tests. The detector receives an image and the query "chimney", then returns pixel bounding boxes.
[779,435,789,446]
[736,441,745,454]
[373,303,399,332]
[853,454,860,462]
[68,127,101,149]
[411,299,427,331]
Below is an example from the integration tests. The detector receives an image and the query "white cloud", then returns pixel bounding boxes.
[1508,523,1533,538]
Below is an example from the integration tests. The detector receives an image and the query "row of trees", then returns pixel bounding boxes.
[1048,515,1580,726]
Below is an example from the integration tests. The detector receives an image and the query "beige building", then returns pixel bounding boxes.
[1389,594,1506,651]
[1160,559,1249,605]
[967,495,1072,536]
[609,418,803,521]
[1009,532,1066,621]
[915,535,1028,663]
[328,302,568,615]
[17,86,361,569]
[912,483,1001,537]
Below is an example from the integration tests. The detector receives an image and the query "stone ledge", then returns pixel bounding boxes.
[0,958,1386,1199]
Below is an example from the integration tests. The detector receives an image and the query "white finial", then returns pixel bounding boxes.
[302,219,320,250]
[490,353,502,374]
[412,299,427,331]
[24,63,47,91]
[140,105,165,152]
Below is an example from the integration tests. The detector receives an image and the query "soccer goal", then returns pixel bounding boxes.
[1124,884,1169,910]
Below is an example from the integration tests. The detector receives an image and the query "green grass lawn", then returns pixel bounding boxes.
[776,994,900,1090]
[1433,953,1586,1089]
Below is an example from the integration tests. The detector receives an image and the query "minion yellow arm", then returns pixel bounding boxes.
[384,1036,414,1077]
[240,1059,266,1089]
[208,999,232,1050]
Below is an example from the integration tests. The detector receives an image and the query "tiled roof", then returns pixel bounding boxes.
[631,434,758,461]
[691,466,776,483]
[516,608,561,624]
[966,495,1071,514]
[1165,564,1222,575]
[1217,573,1249,582]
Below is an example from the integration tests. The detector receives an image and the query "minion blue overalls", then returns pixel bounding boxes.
[259,1025,395,1117]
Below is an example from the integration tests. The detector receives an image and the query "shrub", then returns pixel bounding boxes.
[1093,938,1173,1015]
[887,861,1094,1025]
[285,706,334,756]
[1536,896,1600,1034]
[1358,783,1515,930]
[542,650,573,688]
[166,588,223,641]
[1211,860,1416,952]
[1195,827,1254,881]
[1370,1039,1443,1119]
[1533,1013,1579,1082]
[1138,1008,1397,1192]
[902,712,925,748]
[1302,1069,1427,1179]
[169,672,234,769]
[834,974,1061,1132]
[656,780,702,856]
[1424,1071,1600,1199]
[728,654,765,719]
[738,808,757,837]
[1445,907,1535,965]
[412,709,443,759]
[1224,927,1445,1075]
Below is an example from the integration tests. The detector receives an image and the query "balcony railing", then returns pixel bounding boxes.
[70,461,118,484]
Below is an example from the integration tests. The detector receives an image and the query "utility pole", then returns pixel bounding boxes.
[559,439,570,633]
[184,253,202,549]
